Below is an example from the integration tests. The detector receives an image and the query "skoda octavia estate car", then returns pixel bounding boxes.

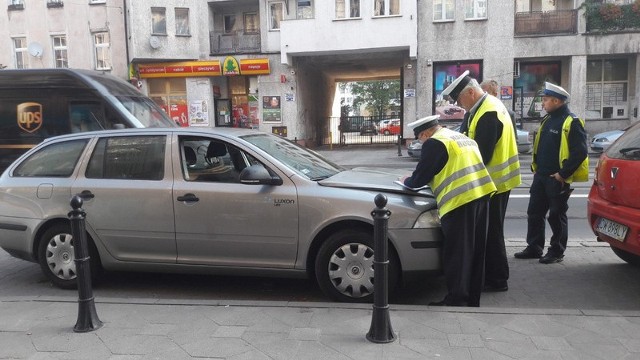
[0,128,442,302]
[587,121,640,265]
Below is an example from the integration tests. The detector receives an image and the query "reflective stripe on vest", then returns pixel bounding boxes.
[430,128,497,217]
[532,115,589,183]
[467,95,521,193]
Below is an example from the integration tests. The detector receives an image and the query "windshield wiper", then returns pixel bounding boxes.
[310,175,332,181]
[620,147,640,156]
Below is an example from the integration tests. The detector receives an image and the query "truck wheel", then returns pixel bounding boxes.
[315,229,398,303]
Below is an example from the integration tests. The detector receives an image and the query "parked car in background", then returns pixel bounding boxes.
[406,124,532,159]
[0,127,443,303]
[590,128,627,153]
[379,119,400,135]
[359,120,378,135]
[587,121,640,266]
[376,119,392,132]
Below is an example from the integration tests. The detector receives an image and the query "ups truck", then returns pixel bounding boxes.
[0,68,176,173]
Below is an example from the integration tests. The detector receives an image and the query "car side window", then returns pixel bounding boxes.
[13,139,88,177]
[180,137,259,183]
[86,136,166,180]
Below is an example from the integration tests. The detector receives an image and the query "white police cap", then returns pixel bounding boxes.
[543,82,570,101]
[408,115,440,136]
[441,70,472,101]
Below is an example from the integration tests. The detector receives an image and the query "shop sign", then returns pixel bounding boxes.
[240,59,270,75]
[138,61,222,78]
[222,56,240,76]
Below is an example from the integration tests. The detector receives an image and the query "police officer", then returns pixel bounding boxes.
[400,115,496,307]
[514,82,588,264]
[443,71,521,292]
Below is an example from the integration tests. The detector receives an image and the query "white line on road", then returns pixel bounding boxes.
[510,194,589,198]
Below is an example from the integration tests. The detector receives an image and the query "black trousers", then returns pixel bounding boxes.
[526,173,572,255]
[485,191,510,286]
[440,195,490,307]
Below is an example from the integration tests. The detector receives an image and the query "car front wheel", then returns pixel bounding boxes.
[37,223,101,289]
[315,229,398,303]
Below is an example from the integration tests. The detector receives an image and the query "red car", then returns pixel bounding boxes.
[587,121,640,265]
[379,119,400,135]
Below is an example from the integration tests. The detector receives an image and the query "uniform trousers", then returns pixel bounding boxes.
[440,195,490,307]
[485,191,510,286]
[526,173,572,255]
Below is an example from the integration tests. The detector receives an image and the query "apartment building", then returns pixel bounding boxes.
[0,0,128,78]
[416,0,640,135]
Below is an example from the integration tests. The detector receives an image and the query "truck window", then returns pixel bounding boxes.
[69,103,104,132]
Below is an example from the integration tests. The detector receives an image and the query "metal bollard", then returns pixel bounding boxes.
[397,135,402,156]
[366,194,396,343]
[68,195,103,332]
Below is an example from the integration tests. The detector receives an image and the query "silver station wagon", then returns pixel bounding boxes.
[0,128,442,302]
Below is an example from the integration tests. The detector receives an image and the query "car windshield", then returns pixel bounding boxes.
[116,96,177,128]
[241,133,343,180]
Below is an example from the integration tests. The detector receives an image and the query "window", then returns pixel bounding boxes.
[433,0,454,21]
[93,32,111,70]
[180,137,257,183]
[52,35,68,68]
[336,0,360,18]
[270,2,284,30]
[298,0,313,19]
[8,0,24,10]
[14,140,88,178]
[244,13,259,34]
[175,8,190,35]
[86,136,166,180]
[47,0,63,8]
[465,0,486,19]
[89,0,106,3]
[224,14,236,34]
[13,37,28,69]
[586,58,629,119]
[374,0,400,16]
[151,7,167,35]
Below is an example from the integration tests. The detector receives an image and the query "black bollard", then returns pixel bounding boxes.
[68,195,103,333]
[366,194,396,343]
[397,135,402,157]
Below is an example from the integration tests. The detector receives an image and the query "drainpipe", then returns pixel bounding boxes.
[123,0,132,79]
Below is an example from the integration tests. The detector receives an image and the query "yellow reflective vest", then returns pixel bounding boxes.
[430,128,497,217]
[532,115,589,183]
[466,95,521,194]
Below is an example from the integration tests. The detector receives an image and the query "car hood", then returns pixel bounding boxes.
[593,130,624,140]
[319,167,434,197]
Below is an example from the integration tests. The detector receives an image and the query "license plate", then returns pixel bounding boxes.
[596,218,629,242]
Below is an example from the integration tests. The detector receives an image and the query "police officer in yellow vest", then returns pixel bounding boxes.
[400,115,496,307]
[514,82,588,264]
[443,71,521,293]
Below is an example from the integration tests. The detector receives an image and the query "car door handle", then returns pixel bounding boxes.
[177,193,199,203]
[77,190,95,200]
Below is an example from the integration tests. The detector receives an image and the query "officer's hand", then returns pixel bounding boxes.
[550,172,565,184]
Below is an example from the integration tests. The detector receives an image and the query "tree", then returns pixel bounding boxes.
[350,80,400,117]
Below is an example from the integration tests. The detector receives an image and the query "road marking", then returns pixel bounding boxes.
[510,194,588,198]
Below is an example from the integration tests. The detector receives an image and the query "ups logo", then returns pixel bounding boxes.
[17,102,43,133]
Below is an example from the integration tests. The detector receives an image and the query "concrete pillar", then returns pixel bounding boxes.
[569,55,587,120]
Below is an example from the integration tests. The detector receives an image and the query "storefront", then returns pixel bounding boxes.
[135,57,271,129]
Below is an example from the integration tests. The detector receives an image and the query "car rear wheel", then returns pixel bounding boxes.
[315,229,398,303]
[610,245,640,267]
[37,223,101,289]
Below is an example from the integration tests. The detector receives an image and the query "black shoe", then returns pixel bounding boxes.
[539,252,564,264]
[514,246,542,259]
[483,282,508,292]
[428,298,466,307]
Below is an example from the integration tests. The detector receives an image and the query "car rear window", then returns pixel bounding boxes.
[605,123,640,160]
[13,139,88,177]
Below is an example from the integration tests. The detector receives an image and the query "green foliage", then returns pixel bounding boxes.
[582,0,640,33]
[349,80,400,117]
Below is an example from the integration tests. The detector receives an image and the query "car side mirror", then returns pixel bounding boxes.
[239,165,283,186]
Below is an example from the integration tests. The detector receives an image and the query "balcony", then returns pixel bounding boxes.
[209,31,261,55]
[514,9,577,36]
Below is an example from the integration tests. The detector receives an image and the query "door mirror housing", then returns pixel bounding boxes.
[239,164,283,186]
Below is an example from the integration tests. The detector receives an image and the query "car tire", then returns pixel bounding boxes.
[37,223,102,289]
[610,245,640,267]
[315,229,398,303]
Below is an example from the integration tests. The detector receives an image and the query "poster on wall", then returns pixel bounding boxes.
[189,100,210,127]
[232,104,251,128]
[433,61,482,121]
[513,61,561,120]
[249,95,260,129]
[263,96,281,123]
[170,102,189,127]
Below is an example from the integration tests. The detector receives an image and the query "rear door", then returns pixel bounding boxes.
[71,133,177,263]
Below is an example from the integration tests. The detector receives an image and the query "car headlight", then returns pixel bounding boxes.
[413,209,440,228]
